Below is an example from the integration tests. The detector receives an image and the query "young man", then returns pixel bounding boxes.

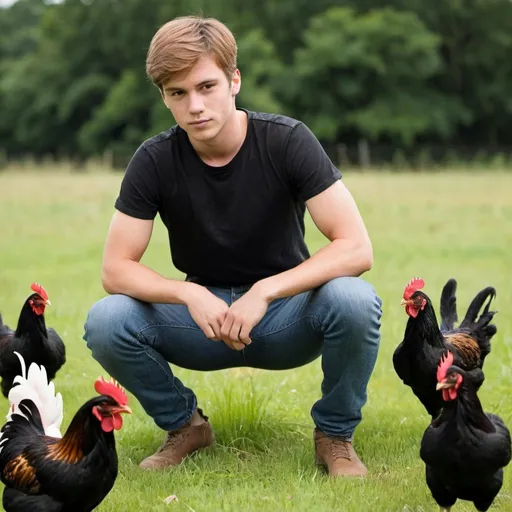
[83,15,382,477]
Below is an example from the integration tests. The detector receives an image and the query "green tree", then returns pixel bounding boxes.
[342,0,512,145]
[291,7,469,145]
[236,29,284,113]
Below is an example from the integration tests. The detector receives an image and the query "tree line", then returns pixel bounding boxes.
[1,0,512,168]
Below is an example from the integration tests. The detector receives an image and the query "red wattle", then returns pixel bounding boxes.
[101,414,123,432]
[406,305,419,318]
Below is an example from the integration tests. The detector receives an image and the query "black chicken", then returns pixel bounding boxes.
[393,277,497,418]
[420,352,511,511]
[0,283,66,397]
[0,374,132,512]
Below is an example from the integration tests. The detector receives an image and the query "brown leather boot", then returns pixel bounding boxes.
[314,428,368,478]
[139,409,215,470]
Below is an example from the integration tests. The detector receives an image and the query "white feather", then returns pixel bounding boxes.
[4,351,64,438]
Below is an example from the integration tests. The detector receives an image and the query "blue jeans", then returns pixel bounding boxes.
[83,277,382,439]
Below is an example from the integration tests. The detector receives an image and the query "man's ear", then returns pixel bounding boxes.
[231,69,241,96]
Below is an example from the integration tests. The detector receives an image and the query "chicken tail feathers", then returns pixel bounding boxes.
[5,352,63,439]
[440,278,458,332]
[459,286,498,362]
[16,400,45,433]
[0,312,13,338]
[0,399,45,457]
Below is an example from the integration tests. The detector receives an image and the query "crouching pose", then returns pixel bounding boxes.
[83,15,382,478]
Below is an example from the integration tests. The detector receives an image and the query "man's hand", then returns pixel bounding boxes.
[183,284,230,341]
[220,284,271,351]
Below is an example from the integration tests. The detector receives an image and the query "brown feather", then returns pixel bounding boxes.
[445,332,481,368]
[3,455,40,492]
[46,436,84,464]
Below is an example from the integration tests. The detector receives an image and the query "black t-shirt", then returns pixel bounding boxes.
[115,109,342,286]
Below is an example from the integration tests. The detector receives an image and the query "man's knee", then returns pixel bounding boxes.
[315,277,382,332]
[83,294,139,356]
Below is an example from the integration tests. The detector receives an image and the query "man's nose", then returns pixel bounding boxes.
[189,92,205,115]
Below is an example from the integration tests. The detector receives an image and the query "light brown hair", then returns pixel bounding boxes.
[146,15,238,89]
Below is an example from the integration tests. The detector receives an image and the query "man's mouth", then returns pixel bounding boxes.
[190,119,210,126]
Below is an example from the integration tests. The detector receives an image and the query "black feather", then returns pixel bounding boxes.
[3,487,63,512]
[0,312,14,337]
[440,278,458,332]
[458,286,497,363]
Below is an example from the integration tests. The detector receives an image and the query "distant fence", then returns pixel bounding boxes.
[323,141,512,170]
[2,142,512,172]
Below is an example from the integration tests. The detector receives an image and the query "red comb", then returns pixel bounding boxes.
[403,277,425,300]
[436,351,454,382]
[30,282,49,301]
[94,377,128,405]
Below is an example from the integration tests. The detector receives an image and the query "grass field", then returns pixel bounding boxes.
[0,169,511,511]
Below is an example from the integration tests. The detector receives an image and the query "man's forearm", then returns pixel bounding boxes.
[254,239,373,303]
[102,260,196,305]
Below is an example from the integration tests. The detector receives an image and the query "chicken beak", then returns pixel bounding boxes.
[400,298,408,307]
[436,382,451,391]
[115,405,132,415]
[45,299,52,307]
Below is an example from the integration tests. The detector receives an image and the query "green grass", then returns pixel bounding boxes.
[0,168,511,511]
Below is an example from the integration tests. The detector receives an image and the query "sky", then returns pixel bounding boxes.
[0,0,62,6]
